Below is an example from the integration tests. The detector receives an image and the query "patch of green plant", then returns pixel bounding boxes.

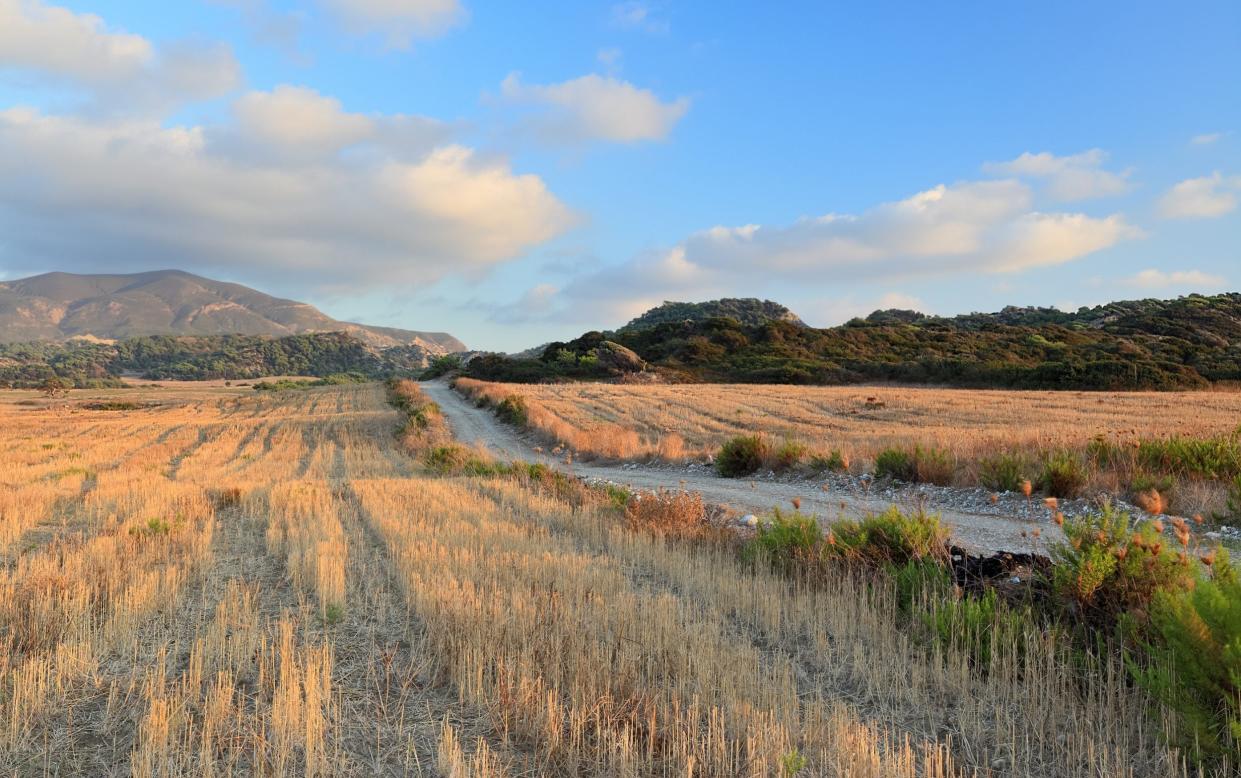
[1040,451,1087,498]
[874,447,916,481]
[425,445,505,476]
[779,749,808,777]
[1049,506,1198,629]
[743,509,820,569]
[825,507,949,566]
[323,602,345,626]
[773,440,809,469]
[715,435,772,477]
[495,395,529,427]
[913,445,955,486]
[1229,474,1241,519]
[604,484,632,510]
[1136,553,1240,765]
[809,450,848,472]
[979,453,1027,492]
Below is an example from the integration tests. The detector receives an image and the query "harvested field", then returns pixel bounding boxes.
[0,382,1215,775]
[453,380,1241,465]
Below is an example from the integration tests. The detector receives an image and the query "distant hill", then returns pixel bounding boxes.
[619,298,803,332]
[464,293,1241,391]
[0,270,465,352]
[0,331,439,387]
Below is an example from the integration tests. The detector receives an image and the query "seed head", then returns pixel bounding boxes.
[1020,480,1033,498]
[1201,549,1217,566]
[1151,519,1165,534]
[791,497,801,511]
[990,493,999,505]
[1053,511,1065,527]
[1043,497,1059,511]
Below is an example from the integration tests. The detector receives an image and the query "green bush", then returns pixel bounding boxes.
[716,435,772,477]
[773,440,809,469]
[979,453,1027,492]
[1138,554,1239,764]
[914,446,955,486]
[809,450,848,472]
[495,395,529,426]
[424,445,502,476]
[874,448,916,481]
[1049,506,1197,627]
[826,508,949,566]
[1040,452,1087,498]
[745,509,821,570]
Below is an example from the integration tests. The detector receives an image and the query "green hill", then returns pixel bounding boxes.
[618,298,804,332]
[464,293,1241,391]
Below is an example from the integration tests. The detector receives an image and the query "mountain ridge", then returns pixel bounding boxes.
[0,270,465,352]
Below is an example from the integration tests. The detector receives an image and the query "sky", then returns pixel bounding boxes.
[0,0,1238,350]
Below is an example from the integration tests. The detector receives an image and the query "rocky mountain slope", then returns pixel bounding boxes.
[0,270,465,351]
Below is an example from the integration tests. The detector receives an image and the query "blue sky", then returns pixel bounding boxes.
[0,0,1237,349]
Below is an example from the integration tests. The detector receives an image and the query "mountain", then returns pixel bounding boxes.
[0,270,465,352]
[464,293,1241,391]
[618,298,804,332]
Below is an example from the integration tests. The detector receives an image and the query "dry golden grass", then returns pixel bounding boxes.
[455,378,1241,467]
[0,381,1217,775]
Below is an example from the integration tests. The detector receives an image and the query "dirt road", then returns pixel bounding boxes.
[420,381,1064,553]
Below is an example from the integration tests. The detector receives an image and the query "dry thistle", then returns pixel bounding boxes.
[1136,489,1164,516]
[1043,497,1059,511]
[1201,548,1217,566]
[1053,511,1065,527]
[1113,546,1128,561]
[1151,518,1165,534]
[989,493,999,504]
[1193,514,1205,525]
[791,497,801,510]
[1020,480,1033,498]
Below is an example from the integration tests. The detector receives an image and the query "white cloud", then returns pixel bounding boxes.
[983,149,1130,201]
[610,2,668,34]
[1191,132,1224,146]
[1157,172,1240,219]
[499,73,688,144]
[0,0,152,84]
[0,105,574,291]
[1123,269,1226,289]
[319,0,465,47]
[0,0,241,112]
[234,86,373,153]
[515,178,1138,323]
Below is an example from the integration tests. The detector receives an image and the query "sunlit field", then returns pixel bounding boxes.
[0,382,1219,775]
[453,380,1241,464]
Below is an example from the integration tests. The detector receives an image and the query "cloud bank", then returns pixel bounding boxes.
[508,178,1139,323]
